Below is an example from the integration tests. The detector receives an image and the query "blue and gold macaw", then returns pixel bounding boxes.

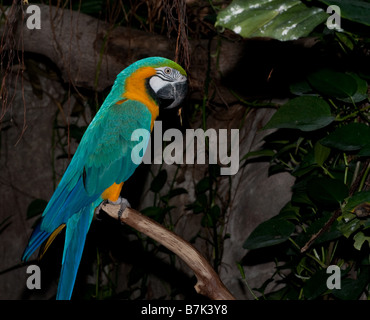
[22,57,187,300]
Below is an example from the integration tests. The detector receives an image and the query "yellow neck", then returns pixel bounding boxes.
[123,67,159,130]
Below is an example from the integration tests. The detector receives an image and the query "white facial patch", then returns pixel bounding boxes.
[149,76,166,93]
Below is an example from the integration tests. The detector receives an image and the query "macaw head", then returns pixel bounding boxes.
[117,57,187,110]
[147,59,187,110]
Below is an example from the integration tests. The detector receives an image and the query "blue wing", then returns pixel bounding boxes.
[22,99,152,299]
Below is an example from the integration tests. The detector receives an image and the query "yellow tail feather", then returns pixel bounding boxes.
[38,224,66,260]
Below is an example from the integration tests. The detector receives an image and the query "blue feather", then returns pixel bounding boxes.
[22,224,51,261]
[56,200,99,300]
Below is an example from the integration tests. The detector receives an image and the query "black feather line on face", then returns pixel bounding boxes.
[155,74,172,82]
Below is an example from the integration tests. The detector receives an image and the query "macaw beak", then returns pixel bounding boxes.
[156,77,188,109]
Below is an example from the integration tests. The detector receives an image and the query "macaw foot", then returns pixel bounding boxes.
[95,197,131,221]
[107,196,131,207]
[108,196,131,223]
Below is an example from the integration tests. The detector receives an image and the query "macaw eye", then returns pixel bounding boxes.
[164,67,171,74]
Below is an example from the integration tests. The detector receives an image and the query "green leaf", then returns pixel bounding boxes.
[243,217,295,249]
[307,177,349,206]
[332,267,370,299]
[27,199,48,219]
[241,149,275,161]
[195,178,211,194]
[292,148,318,177]
[291,179,316,207]
[160,188,188,204]
[141,206,173,223]
[264,96,334,132]
[318,0,370,26]
[335,32,354,51]
[314,141,331,166]
[358,143,370,156]
[340,73,368,103]
[320,123,370,151]
[150,170,167,193]
[295,211,342,247]
[337,215,363,238]
[202,205,221,227]
[215,0,328,41]
[307,69,358,99]
[140,206,162,217]
[278,202,300,221]
[289,79,314,96]
[303,269,329,300]
[343,190,370,214]
[353,232,370,250]
[364,218,370,229]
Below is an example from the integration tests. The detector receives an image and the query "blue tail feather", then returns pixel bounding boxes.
[56,201,98,300]
[22,223,51,262]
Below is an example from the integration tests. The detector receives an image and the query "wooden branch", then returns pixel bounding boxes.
[300,208,341,253]
[101,202,236,300]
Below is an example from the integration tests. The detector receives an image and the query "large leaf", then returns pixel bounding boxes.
[307,177,349,206]
[320,123,370,151]
[243,217,295,249]
[307,69,368,102]
[307,69,358,99]
[215,0,328,41]
[264,96,334,131]
[318,0,370,26]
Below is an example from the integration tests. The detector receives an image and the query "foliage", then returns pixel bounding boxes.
[215,0,370,41]
[216,0,328,41]
[241,41,370,300]
[213,0,370,300]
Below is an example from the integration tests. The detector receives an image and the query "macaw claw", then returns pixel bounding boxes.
[108,197,131,224]
[94,197,130,222]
